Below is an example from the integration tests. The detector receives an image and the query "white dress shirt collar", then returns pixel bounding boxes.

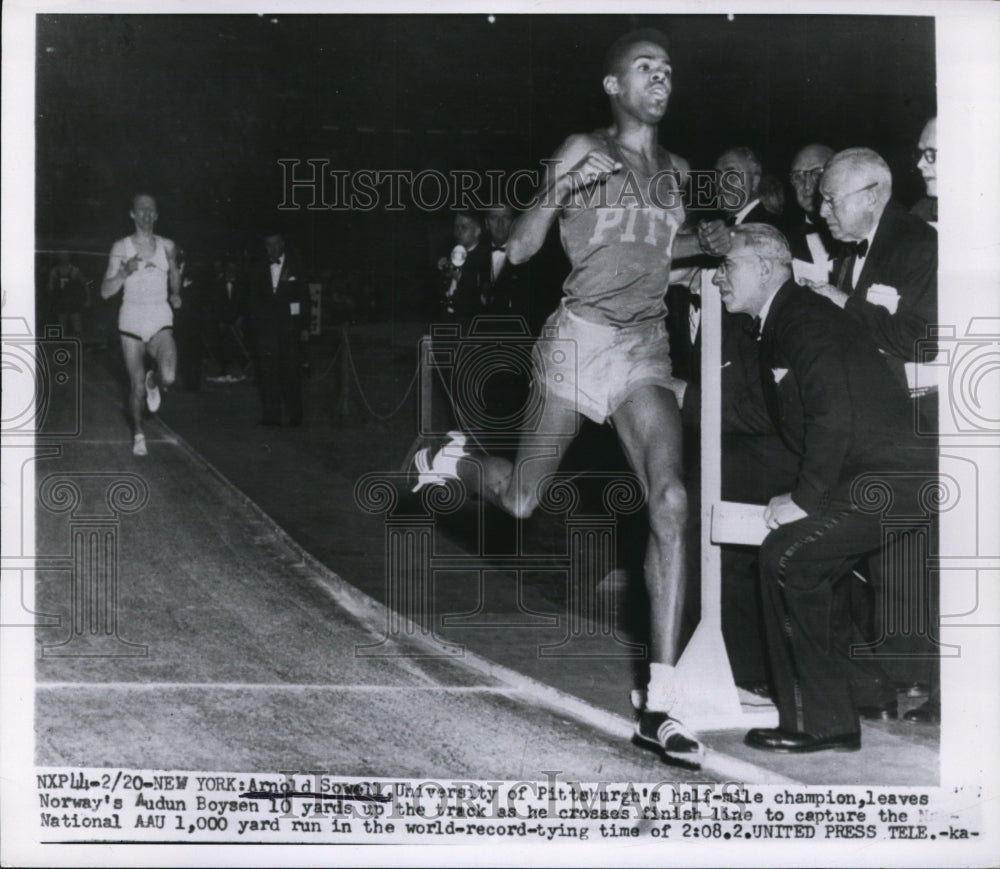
[733,197,762,225]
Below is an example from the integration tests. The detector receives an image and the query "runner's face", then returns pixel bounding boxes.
[130,196,158,231]
[612,42,672,122]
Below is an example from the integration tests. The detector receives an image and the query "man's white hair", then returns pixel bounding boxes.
[827,147,893,202]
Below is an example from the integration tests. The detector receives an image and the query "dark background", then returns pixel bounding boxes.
[35,13,935,309]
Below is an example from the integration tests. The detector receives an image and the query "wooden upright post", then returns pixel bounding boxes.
[671,269,777,730]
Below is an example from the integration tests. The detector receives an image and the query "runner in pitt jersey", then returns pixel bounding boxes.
[100,193,182,456]
[411,29,729,760]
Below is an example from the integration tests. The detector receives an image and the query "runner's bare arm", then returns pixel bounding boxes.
[674,217,730,260]
[100,240,133,299]
[507,133,620,265]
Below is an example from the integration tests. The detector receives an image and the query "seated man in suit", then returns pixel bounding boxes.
[666,147,793,694]
[714,223,934,753]
[785,143,837,284]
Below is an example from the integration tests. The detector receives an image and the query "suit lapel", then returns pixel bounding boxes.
[758,283,795,428]
[854,202,898,298]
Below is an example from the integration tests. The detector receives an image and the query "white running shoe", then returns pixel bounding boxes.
[145,370,161,413]
[132,433,148,457]
[410,431,468,493]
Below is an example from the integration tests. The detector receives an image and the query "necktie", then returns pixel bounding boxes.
[834,239,868,294]
[492,244,506,252]
[270,258,282,265]
[804,222,820,235]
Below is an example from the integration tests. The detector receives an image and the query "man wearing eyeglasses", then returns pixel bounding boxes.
[805,147,937,392]
[912,117,938,225]
[714,224,934,753]
[785,144,837,284]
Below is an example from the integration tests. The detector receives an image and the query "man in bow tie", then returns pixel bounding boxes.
[482,202,519,314]
[807,147,937,392]
[714,223,934,753]
[785,143,836,283]
[247,229,311,426]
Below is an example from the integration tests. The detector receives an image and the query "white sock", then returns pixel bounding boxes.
[645,662,680,713]
[432,431,467,478]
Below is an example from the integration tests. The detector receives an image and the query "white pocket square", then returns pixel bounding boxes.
[772,367,789,383]
[867,283,899,314]
[286,275,297,281]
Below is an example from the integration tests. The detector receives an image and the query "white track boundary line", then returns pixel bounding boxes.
[135,402,801,786]
[38,682,519,693]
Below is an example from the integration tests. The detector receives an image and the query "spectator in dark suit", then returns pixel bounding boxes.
[482,202,530,317]
[785,143,837,283]
[810,148,940,706]
[208,259,249,382]
[47,251,88,337]
[714,223,934,753]
[247,230,310,426]
[715,147,779,226]
[808,147,938,391]
[435,211,491,320]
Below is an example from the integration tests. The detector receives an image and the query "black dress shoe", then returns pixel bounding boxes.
[903,700,940,724]
[745,727,861,753]
[856,699,898,721]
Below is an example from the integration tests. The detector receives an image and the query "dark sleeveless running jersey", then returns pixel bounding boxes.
[559,129,685,327]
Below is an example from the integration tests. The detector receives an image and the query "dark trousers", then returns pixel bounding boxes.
[257,337,303,424]
[760,478,927,737]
